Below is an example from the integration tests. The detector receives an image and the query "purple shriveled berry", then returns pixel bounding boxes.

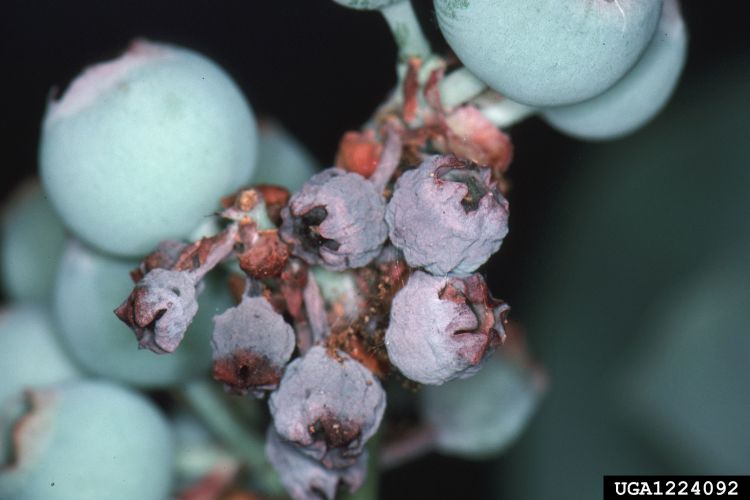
[280,168,388,271]
[265,427,367,500]
[268,346,386,469]
[385,155,509,276]
[385,271,509,385]
[114,268,198,354]
[211,295,295,397]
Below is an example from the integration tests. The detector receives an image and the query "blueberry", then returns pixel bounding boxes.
[265,427,367,500]
[386,155,509,276]
[435,0,663,106]
[269,346,386,468]
[542,0,688,140]
[280,168,388,271]
[0,306,79,407]
[115,268,199,354]
[420,352,542,458]
[211,296,296,397]
[39,39,257,257]
[0,380,174,500]
[385,271,509,385]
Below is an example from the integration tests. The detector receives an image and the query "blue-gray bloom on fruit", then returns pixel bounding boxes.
[434,0,663,106]
[115,268,199,354]
[386,155,509,276]
[0,380,174,500]
[542,0,688,140]
[269,346,386,468]
[211,295,295,397]
[39,39,258,257]
[265,427,367,500]
[280,168,388,271]
[385,271,509,385]
[420,352,542,458]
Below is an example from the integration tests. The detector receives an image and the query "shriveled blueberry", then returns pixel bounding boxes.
[280,168,388,271]
[269,346,385,468]
[211,295,295,397]
[114,268,198,354]
[265,427,367,500]
[385,155,509,276]
[385,271,509,385]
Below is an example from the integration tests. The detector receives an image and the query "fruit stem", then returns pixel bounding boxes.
[180,379,284,495]
[440,68,488,109]
[379,1,431,62]
[480,98,538,128]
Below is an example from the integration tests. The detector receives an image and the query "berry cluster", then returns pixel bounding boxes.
[113,96,515,493]
[1,1,686,498]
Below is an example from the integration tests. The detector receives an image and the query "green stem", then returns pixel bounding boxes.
[440,68,487,109]
[480,98,538,128]
[180,379,283,495]
[379,1,431,62]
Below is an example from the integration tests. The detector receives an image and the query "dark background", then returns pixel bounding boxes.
[2,2,748,499]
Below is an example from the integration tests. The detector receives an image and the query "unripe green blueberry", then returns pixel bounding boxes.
[0,380,174,500]
[435,0,663,106]
[0,305,79,407]
[40,39,258,257]
[420,353,541,458]
[53,239,232,387]
[252,121,320,193]
[542,0,687,139]
[1,180,66,301]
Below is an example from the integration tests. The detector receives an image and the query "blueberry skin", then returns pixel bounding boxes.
[0,380,174,500]
[265,427,367,500]
[269,346,386,469]
[53,239,230,388]
[40,39,257,257]
[280,168,388,271]
[0,180,66,301]
[211,296,296,396]
[435,0,663,106]
[542,0,687,140]
[386,155,509,276]
[385,271,507,385]
[0,305,80,407]
[420,353,542,458]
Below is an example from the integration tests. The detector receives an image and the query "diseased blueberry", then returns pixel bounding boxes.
[265,427,367,500]
[385,155,509,276]
[114,268,198,354]
[385,271,509,385]
[269,346,386,468]
[211,296,296,397]
[280,168,388,271]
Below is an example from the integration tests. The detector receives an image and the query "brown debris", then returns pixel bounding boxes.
[308,414,362,449]
[335,130,383,178]
[237,228,290,279]
[212,349,283,396]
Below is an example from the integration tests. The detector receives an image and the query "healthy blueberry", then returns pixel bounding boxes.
[542,0,688,140]
[434,0,663,106]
